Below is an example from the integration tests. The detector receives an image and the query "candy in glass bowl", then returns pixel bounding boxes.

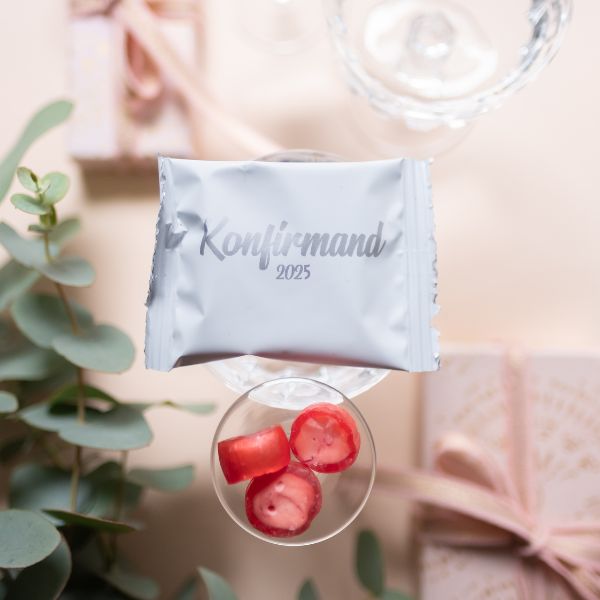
[211,378,376,546]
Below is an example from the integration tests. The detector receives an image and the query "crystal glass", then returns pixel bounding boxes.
[325,0,572,157]
[206,150,389,398]
[211,378,376,546]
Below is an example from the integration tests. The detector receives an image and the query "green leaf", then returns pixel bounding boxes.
[7,537,71,600]
[60,405,153,450]
[0,222,56,267]
[298,579,320,600]
[48,217,80,246]
[11,193,46,215]
[11,292,94,349]
[102,563,159,600]
[0,100,74,203]
[0,261,40,311]
[38,256,95,287]
[50,383,117,408]
[134,400,216,415]
[382,591,412,600]
[43,510,138,533]
[174,577,197,600]
[0,391,18,414]
[9,464,92,525]
[20,403,153,451]
[16,167,38,192]
[356,530,385,597]
[0,339,66,381]
[197,568,238,600]
[53,324,134,373]
[0,509,60,568]
[40,173,70,204]
[127,465,194,492]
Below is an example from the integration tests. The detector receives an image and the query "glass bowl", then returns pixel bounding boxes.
[206,150,389,398]
[325,0,572,156]
[210,378,376,546]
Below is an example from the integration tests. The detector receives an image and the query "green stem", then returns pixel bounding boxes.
[76,368,85,424]
[113,450,128,521]
[70,445,81,511]
[109,450,129,564]
[42,231,52,263]
[54,282,81,335]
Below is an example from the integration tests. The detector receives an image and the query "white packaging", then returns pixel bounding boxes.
[145,156,439,372]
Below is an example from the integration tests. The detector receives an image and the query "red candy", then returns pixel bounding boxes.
[289,403,360,473]
[245,462,322,538]
[218,426,290,485]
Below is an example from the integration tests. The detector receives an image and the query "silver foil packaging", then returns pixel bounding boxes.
[145,156,439,372]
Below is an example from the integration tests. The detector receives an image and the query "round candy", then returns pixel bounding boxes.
[245,462,322,538]
[290,403,360,473]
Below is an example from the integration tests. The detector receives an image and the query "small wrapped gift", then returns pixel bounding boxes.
[393,346,600,599]
[68,0,279,169]
[68,0,204,168]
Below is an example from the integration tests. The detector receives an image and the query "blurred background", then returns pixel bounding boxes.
[1,0,599,598]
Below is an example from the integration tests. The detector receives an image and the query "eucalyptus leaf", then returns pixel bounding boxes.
[16,167,38,192]
[0,260,40,311]
[43,510,138,533]
[0,339,66,381]
[20,403,153,451]
[0,100,74,203]
[382,590,412,600]
[38,256,95,287]
[127,465,194,492]
[19,402,96,433]
[9,464,92,524]
[356,530,385,597]
[85,478,143,520]
[197,568,238,600]
[0,391,18,414]
[0,509,60,568]
[298,579,320,600]
[174,577,197,600]
[134,400,216,415]
[59,405,153,450]
[48,217,80,246]
[83,460,143,520]
[40,173,70,204]
[50,384,116,408]
[53,324,134,373]
[7,537,71,600]
[28,224,50,234]
[11,193,46,215]
[0,222,56,267]
[101,563,159,600]
[11,292,94,349]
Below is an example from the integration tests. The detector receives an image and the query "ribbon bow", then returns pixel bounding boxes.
[378,432,600,599]
[72,0,280,157]
[367,353,600,600]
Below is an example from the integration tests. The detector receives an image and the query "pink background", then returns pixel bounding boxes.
[1,1,599,598]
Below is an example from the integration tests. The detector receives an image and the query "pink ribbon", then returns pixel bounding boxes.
[374,357,600,599]
[72,0,281,157]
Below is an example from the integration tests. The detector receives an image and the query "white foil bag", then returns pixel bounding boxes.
[145,156,439,372]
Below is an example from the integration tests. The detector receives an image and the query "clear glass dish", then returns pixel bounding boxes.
[206,150,389,398]
[210,378,376,546]
[325,0,572,156]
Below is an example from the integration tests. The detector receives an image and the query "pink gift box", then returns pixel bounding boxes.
[416,346,600,599]
[67,1,203,169]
